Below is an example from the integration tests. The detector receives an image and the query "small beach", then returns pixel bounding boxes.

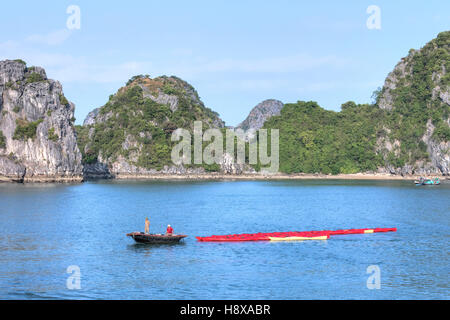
[107,172,448,181]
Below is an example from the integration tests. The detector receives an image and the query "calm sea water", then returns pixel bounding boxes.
[0,179,448,300]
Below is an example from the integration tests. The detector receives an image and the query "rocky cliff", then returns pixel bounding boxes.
[0,60,83,182]
[237,99,283,131]
[376,31,450,175]
[77,75,229,178]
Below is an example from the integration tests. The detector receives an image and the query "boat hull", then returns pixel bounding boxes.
[127,232,187,244]
[196,227,397,242]
[269,235,329,241]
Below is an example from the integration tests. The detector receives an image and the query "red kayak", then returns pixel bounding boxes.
[196,227,396,242]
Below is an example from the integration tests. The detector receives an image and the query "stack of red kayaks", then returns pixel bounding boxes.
[196,227,396,242]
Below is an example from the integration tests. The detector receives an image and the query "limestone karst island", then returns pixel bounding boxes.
[0,32,449,182]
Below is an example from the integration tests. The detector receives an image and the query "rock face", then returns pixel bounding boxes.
[237,99,283,131]
[220,152,256,175]
[377,119,449,176]
[376,31,450,175]
[377,57,410,111]
[0,60,83,182]
[422,119,450,174]
[83,108,100,126]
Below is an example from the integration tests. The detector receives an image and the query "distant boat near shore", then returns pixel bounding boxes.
[414,177,441,185]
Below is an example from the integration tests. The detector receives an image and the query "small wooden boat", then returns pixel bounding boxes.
[127,232,187,244]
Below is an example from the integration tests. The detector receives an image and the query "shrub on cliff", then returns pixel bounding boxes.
[14,59,26,65]
[433,121,450,141]
[162,84,177,95]
[48,128,59,142]
[5,81,14,89]
[0,130,6,148]
[26,72,44,84]
[13,119,43,140]
[59,94,69,106]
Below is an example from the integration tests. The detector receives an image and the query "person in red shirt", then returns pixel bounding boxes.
[166,225,174,235]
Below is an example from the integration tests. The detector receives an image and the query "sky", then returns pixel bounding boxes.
[0,1,449,126]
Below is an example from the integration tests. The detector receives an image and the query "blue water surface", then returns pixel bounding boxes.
[0,179,448,299]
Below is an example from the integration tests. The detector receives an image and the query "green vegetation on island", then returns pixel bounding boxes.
[48,127,59,142]
[377,31,450,168]
[0,130,6,149]
[13,59,26,65]
[59,94,69,106]
[25,72,44,84]
[76,75,224,170]
[13,119,43,140]
[261,31,449,174]
[262,101,384,174]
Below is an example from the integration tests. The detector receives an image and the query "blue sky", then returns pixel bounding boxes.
[0,1,449,126]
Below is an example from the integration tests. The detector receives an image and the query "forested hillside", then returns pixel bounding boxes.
[76,75,225,177]
[262,101,383,174]
[261,31,449,175]
[376,31,449,174]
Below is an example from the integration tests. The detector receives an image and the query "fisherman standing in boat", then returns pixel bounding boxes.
[145,217,150,234]
[166,224,174,236]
